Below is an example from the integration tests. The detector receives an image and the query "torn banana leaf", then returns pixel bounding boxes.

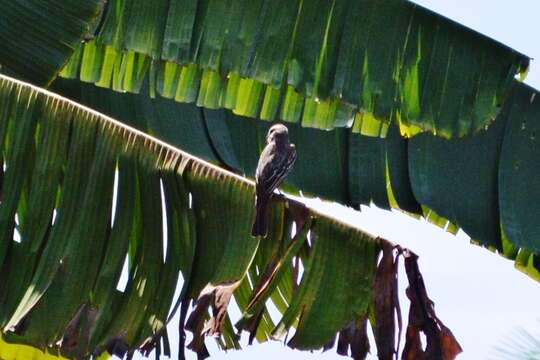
[0,73,459,359]
[50,77,540,282]
[58,0,529,138]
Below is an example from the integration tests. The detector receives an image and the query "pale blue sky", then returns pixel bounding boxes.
[136,2,540,359]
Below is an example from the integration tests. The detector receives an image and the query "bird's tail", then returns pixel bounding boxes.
[251,195,269,237]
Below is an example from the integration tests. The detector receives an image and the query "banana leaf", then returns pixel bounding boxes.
[498,82,540,280]
[50,78,392,205]
[50,77,540,281]
[0,0,105,86]
[408,81,540,279]
[0,73,459,359]
[0,1,537,281]
[57,0,529,138]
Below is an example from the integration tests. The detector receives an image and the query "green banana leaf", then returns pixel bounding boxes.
[50,77,540,281]
[0,1,535,358]
[0,0,105,86]
[0,0,537,281]
[0,73,460,359]
[408,81,540,280]
[50,77,400,205]
[57,0,529,138]
[498,83,540,280]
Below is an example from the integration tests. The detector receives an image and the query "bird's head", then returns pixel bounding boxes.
[266,124,290,144]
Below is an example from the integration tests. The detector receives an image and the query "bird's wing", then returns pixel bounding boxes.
[256,145,296,198]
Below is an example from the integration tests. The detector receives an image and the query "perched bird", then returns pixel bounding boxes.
[251,124,296,237]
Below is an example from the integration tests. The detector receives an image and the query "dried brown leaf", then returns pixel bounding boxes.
[104,337,129,359]
[373,242,401,360]
[178,299,191,360]
[401,250,462,360]
[336,316,370,360]
[60,303,97,357]
[287,199,310,231]
[322,316,370,360]
[185,282,240,359]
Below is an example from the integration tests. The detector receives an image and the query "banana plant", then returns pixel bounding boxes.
[40,0,540,280]
[0,73,460,359]
[0,0,539,358]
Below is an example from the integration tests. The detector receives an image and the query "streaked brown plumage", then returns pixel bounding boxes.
[251,124,296,237]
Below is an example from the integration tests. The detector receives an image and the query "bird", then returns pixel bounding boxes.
[251,124,296,238]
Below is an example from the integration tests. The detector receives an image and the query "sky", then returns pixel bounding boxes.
[135,1,540,359]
